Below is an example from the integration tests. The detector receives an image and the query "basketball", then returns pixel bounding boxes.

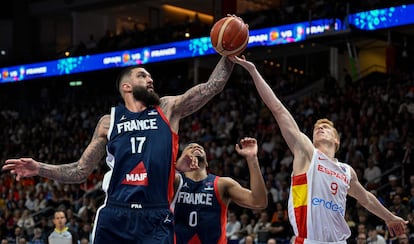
[210,15,249,56]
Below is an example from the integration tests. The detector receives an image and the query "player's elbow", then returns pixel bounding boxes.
[253,203,268,210]
[258,199,268,209]
[251,197,268,210]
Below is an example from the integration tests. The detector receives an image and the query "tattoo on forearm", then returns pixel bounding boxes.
[203,57,234,93]
[39,116,108,184]
[178,57,234,117]
[38,162,84,183]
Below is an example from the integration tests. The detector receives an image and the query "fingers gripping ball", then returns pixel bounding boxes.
[210,15,249,56]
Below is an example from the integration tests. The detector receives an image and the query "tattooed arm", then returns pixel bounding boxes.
[3,115,109,184]
[160,56,234,132]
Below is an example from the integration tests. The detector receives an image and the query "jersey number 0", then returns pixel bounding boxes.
[189,211,198,227]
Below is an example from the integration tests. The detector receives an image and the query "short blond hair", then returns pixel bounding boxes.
[314,118,340,152]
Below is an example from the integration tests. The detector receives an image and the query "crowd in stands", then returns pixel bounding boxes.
[0,53,413,244]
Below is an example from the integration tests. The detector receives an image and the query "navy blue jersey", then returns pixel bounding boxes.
[174,173,227,244]
[104,104,178,204]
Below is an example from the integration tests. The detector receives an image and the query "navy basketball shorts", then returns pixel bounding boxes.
[91,201,174,244]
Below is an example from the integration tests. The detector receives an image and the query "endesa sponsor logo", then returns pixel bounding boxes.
[311,197,345,216]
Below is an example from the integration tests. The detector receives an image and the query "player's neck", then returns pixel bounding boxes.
[124,97,147,112]
[186,169,208,182]
[316,144,336,161]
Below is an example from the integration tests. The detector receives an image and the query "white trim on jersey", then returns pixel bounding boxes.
[170,172,183,212]
[107,107,116,141]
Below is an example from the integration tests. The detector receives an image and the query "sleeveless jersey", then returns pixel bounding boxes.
[173,173,227,244]
[104,104,178,204]
[288,149,351,243]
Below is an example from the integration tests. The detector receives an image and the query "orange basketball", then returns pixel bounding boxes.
[210,15,249,56]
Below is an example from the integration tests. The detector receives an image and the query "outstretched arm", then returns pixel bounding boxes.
[221,137,267,209]
[2,115,109,184]
[230,56,314,174]
[160,56,234,132]
[348,167,408,236]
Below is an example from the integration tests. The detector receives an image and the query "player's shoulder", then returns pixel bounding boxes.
[159,95,173,106]
[95,114,111,135]
[100,113,111,119]
[217,176,239,188]
[216,176,238,204]
[98,114,111,125]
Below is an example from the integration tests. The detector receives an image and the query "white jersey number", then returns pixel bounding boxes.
[130,137,146,154]
[189,211,198,227]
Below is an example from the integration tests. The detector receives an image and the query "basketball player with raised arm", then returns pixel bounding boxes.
[2,56,234,244]
[173,137,267,244]
[230,55,407,244]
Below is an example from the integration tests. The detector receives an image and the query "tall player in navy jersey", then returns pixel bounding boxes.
[2,56,234,243]
[173,137,268,244]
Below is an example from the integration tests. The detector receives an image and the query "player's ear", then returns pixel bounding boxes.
[121,82,132,92]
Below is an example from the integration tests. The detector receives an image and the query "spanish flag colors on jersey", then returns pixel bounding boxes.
[288,149,351,244]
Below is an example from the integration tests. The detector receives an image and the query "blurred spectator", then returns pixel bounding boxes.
[398,233,409,244]
[237,214,254,242]
[5,210,21,239]
[367,225,386,244]
[389,194,410,220]
[33,193,47,212]
[363,156,382,190]
[407,213,414,242]
[16,210,35,236]
[357,222,367,237]
[357,232,367,244]
[274,165,289,191]
[279,150,293,169]
[267,238,277,244]
[77,197,96,223]
[244,235,254,244]
[345,211,357,240]
[265,179,280,206]
[408,186,414,213]
[9,226,27,244]
[29,228,45,244]
[270,202,288,223]
[24,193,36,212]
[398,95,414,115]
[77,223,91,243]
[402,141,413,184]
[384,174,401,205]
[253,211,271,244]
[227,212,241,243]
[267,209,292,243]
[33,217,51,239]
[79,237,89,244]
[17,237,27,244]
